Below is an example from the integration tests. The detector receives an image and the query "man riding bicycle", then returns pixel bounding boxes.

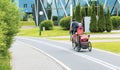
[70,19,83,35]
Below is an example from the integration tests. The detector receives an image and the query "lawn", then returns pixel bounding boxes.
[18,26,69,37]
[47,37,120,41]
[92,42,120,54]
[18,26,120,37]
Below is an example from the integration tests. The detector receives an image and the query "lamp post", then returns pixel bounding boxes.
[39,11,43,36]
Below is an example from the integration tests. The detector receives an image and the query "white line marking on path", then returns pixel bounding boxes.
[18,37,120,70]
[47,39,120,57]
[17,41,71,70]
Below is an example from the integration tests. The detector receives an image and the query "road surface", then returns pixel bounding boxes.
[15,36,120,70]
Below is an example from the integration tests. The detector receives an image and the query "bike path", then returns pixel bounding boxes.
[10,40,65,70]
[16,36,120,70]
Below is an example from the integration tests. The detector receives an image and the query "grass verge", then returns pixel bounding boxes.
[0,54,11,70]
[18,26,69,37]
[47,37,120,41]
[19,21,35,26]
[92,42,120,53]
[47,38,120,54]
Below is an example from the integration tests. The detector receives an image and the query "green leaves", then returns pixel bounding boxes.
[98,3,106,32]
[75,3,82,22]
[90,2,98,32]
[60,16,70,30]
[41,20,54,30]
[0,0,20,56]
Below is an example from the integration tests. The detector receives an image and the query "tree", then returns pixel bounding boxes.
[47,3,52,20]
[98,3,106,32]
[106,7,113,32]
[90,2,98,32]
[75,3,81,22]
[72,8,75,19]
[0,0,20,56]
[81,7,86,17]
[88,7,92,16]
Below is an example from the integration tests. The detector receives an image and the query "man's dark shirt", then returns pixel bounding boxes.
[71,21,79,34]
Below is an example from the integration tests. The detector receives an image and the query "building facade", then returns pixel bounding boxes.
[12,0,34,14]
[12,0,120,25]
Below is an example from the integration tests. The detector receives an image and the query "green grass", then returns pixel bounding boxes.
[41,26,69,37]
[18,26,120,37]
[93,42,120,53]
[47,38,120,54]
[0,55,11,70]
[18,27,39,37]
[85,32,120,34]
[47,37,120,41]
[19,21,35,26]
[18,26,69,37]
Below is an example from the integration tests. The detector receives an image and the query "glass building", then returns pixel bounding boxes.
[12,0,120,25]
[34,0,120,20]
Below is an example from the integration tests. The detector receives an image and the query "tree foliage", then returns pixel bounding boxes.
[88,7,92,16]
[75,3,81,22]
[90,2,98,32]
[81,7,86,17]
[98,3,106,32]
[106,8,113,32]
[41,20,54,30]
[0,0,20,56]
[60,16,70,30]
[72,8,75,19]
[47,3,52,20]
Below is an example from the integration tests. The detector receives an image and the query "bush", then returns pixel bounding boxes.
[60,16,70,30]
[40,20,54,30]
[0,0,20,55]
[111,16,120,30]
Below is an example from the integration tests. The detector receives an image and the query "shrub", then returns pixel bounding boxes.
[60,16,70,30]
[40,20,54,30]
[0,0,20,55]
[111,16,120,30]
[22,13,28,21]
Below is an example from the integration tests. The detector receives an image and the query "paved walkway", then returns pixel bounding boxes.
[10,40,65,70]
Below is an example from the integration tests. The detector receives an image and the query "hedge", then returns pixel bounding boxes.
[60,16,70,30]
[111,16,120,30]
[40,20,54,30]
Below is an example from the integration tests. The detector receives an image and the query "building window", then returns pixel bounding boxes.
[24,4,27,8]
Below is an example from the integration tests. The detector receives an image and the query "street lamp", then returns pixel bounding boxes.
[39,11,43,36]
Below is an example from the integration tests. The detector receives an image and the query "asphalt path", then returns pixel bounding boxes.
[16,36,120,70]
